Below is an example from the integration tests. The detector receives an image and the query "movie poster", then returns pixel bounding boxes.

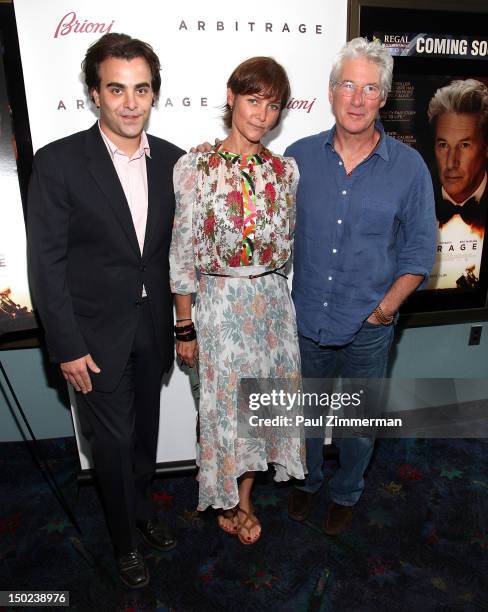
[380,72,488,291]
[0,49,36,337]
[371,29,488,315]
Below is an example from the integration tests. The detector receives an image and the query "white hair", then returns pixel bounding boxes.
[329,37,394,99]
[428,79,488,144]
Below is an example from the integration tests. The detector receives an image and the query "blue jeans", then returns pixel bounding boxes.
[297,320,395,505]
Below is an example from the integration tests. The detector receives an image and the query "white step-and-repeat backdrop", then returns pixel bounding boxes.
[14,0,347,468]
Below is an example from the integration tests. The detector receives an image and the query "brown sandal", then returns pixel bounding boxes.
[217,506,239,535]
[236,506,261,545]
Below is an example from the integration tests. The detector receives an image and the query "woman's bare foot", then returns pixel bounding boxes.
[236,505,261,544]
[217,507,238,535]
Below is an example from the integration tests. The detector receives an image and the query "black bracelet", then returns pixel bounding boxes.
[174,322,195,333]
[175,321,196,342]
[175,328,197,342]
[176,317,192,323]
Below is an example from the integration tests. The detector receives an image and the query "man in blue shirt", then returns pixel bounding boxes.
[286,38,437,534]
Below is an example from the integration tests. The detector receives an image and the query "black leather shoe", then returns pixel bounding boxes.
[136,519,177,551]
[117,550,149,588]
[323,502,354,535]
[288,488,314,522]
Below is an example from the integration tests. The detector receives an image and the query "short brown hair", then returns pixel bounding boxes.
[82,33,162,101]
[223,56,291,129]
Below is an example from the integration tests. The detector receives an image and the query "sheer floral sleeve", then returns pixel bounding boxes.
[170,153,198,295]
[286,157,299,241]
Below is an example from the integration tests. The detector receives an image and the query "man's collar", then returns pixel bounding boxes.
[324,119,389,161]
[373,120,389,162]
[442,173,487,206]
[98,121,151,159]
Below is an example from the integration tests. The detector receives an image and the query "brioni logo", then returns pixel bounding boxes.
[54,12,115,38]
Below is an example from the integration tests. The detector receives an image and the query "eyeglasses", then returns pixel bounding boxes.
[334,80,382,100]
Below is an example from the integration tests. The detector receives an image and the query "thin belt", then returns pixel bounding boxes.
[201,265,288,280]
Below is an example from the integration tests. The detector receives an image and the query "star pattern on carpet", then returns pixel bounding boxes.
[367,558,399,585]
[198,559,217,584]
[2,436,487,609]
[379,481,405,498]
[440,467,463,480]
[431,576,448,592]
[398,464,424,481]
[153,490,174,509]
[40,518,71,533]
[470,479,488,490]
[470,531,488,549]
[245,564,278,589]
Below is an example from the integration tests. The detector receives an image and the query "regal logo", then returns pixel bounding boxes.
[383,34,409,44]
[54,12,115,38]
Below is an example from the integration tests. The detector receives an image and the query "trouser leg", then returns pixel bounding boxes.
[133,299,164,522]
[77,299,163,555]
[329,320,395,505]
[77,366,138,555]
[296,333,338,493]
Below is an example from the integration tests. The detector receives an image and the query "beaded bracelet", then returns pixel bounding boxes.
[373,305,394,326]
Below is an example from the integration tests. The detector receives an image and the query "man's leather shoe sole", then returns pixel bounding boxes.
[288,488,314,522]
[137,520,177,552]
[323,502,354,535]
[117,550,149,589]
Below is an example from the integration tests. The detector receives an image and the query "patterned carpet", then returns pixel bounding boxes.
[0,437,487,611]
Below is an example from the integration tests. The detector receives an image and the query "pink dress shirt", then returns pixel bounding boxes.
[99,123,150,255]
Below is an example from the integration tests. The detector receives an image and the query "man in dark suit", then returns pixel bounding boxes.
[428,79,488,236]
[27,33,184,588]
[427,79,488,290]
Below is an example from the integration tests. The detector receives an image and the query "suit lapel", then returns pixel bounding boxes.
[84,123,141,257]
[143,149,162,259]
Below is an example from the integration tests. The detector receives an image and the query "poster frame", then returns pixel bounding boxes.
[348,0,488,327]
[0,1,38,349]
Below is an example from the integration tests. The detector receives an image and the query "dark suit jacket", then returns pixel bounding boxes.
[27,122,184,391]
[434,181,488,233]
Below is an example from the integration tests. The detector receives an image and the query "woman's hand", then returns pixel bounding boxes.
[176,338,199,368]
[174,294,197,366]
[190,138,220,154]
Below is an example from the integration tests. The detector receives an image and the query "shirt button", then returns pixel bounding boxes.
[337,219,342,224]
[342,190,347,195]
[339,161,343,166]
[332,248,337,253]
[323,302,328,307]
[328,276,333,281]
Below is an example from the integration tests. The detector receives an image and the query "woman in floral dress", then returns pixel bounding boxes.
[169,57,305,544]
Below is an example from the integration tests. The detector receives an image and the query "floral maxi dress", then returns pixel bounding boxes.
[170,144,306,510]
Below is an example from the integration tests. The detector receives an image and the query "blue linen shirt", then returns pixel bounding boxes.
[285,121,437,346]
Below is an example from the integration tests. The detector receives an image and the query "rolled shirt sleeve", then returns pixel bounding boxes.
[395,161,437,286]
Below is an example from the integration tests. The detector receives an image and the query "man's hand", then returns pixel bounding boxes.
[368,274,424,325]
[190,139,218,154]
[60,354,100,394]
[176,339,199,368]
[366,311,382,325]
[367,304,394,325]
